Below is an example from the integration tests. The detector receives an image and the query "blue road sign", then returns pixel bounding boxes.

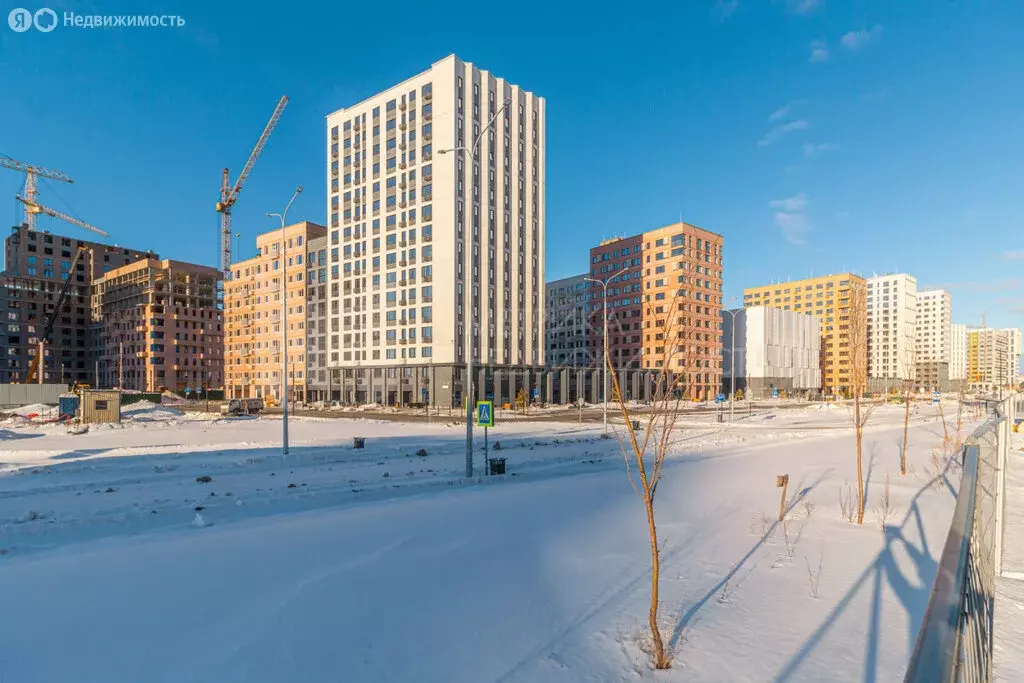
[476,400,494,427]
[932,391,940,405]
[715,393,726,404]
[531,388,540,399]
[771,388,779,399]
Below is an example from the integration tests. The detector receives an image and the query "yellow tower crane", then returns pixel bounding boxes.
[0,153,108,237]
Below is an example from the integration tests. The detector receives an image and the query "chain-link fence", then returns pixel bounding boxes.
[905,394,1017,683]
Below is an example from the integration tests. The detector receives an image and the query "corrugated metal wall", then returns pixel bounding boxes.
[0,384,67,408]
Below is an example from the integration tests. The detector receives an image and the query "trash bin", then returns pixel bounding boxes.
[353,437,366,449]
[631,420,641,431]
[488,457,506,475]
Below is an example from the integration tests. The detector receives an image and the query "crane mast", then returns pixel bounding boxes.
[0,154,73,231]
[216,95,289,276]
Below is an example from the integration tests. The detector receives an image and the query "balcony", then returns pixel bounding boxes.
[423,90,432,103]
[399,338,408,345]
[331,130,338,140]
[423,295,432,303]
[399,279,407,287]
[399,100,406,110]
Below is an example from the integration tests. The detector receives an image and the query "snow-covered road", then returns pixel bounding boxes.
[0,403,971,682]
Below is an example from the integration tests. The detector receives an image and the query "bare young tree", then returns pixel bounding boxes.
[608,289,699,670]
[898,342,917,476]
[844,280,876,524]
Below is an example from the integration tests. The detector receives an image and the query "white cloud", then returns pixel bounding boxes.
[712,0,739,20]
[803,142,840,157]
[1003,250,1024,261]
[768,98,806,123]
[790,0,822,15]
[810,40,830,62]
[775,213,811,244]
[770,193,809,213]
[771,194,811,244]
[841,25,883,50]
[758,119,809,147]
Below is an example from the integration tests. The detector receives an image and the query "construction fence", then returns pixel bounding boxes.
[0,384,66,409]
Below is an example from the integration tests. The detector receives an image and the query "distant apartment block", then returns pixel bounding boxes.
[545,274,590,367]
[304,236,330,401]
[968,328,1014,390]
[1,224,156,385]
[744,273,867,394]
[949,323,969,381]
[640,223,724,398]
[914,289,951,388]
[1000,328,1022,384]
[91,258,223,392]
[224,221,327,401]
[587,235,643,369]
[584,223,724,399]
[722,306,821,397]
[866,273,917,380]
[324,54,545,407]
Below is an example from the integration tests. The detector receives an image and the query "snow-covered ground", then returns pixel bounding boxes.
[994,427,1024,682]
[0,402,972,682]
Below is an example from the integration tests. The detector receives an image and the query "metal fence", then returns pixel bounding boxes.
[0,383,67,409]
[905,394,1017,683]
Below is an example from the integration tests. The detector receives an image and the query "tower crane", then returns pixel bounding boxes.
[216,95,289,277]
[0,154,73,231]
[16,195,108,237]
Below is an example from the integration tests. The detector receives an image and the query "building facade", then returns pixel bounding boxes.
[1000,328,1022,382]
[304,236,330,401]
[91,258,223,392]
[866,273,917,380]
[914,289,951,388]
[224,221,327,401]
[587,236,644,370]
[324,54,545,407]
[967,328,1021,391]
[722,306,821,397]
[949,322,969,381]
[744,273,868,394]
[640,222,724,399]
[1,224,156,385]
[545,274,590,367]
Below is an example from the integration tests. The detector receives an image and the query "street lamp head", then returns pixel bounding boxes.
[295,186,303,194]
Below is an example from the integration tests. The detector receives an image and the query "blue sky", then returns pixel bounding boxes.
[1,0,1021,332]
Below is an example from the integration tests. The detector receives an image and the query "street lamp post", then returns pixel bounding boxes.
[439,97,512,478]
[268,185,303,456]
[584,266,628,435]
[723,296,741,422]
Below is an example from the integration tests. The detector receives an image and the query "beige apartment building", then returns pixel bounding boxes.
[224,221,327,401]
[91,258,223,392]
[324,54,545,407]
[744,273,867,394]
[640,222,724,399]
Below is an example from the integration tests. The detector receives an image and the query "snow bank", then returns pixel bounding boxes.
[121,400,184,422]
[6,403,58,418]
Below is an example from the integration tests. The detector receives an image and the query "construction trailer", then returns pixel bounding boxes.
[80,389,121,424]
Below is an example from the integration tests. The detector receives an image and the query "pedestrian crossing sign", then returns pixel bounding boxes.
[476,400,494,427]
